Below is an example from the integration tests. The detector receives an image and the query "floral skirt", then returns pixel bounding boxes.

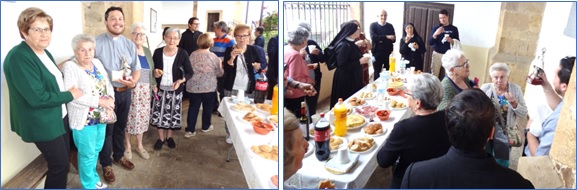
[126,83,151,135]
[150,89,183,129]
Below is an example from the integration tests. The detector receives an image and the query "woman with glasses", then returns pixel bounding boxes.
[223,24,261,97]
[329,21,370,108]
[377,73,450,188]
[3,7,83,188]
[151,27,193,150]
[436,49,475,110]
[480,63,528,167]
[125,23,155,159]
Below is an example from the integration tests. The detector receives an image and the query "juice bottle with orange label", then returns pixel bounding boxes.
[389,53,396,73]
[333,98,347,137]
[270,84,278,115]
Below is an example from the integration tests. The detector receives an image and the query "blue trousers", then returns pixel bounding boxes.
[73,123,106,188]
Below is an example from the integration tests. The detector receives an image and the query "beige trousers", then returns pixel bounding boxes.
[431,51,445,79]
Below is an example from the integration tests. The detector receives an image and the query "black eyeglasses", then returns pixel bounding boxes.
[454,59,470,68]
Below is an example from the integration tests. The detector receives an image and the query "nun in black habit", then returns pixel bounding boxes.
[330,21,370,108]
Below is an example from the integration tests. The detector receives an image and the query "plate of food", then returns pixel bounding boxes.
[237,112,263,124]
[388,81,404,89]
[255,103,272,113]
[250,144,278,162]
[363,122,387,136]
[347,136,377,154]
[347,97,366,107]
[230,102,256,112]
[389,100,408,110]
[344,114,367,130]
[229,96,253,104]
[354,105,379,119]
[358,91,376,100]
[267,115,278,126]
[318,179,336,189]
[329,136,348,153]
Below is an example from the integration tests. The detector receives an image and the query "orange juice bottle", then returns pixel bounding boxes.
[270,84,278,115]
[389,53,396,73]
[333,98,347,137]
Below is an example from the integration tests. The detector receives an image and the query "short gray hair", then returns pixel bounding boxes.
[409,73,444,110]
[287,26,309,46]
[214,21,230,33]
[164,27,181,38]
[71,34,95,51]
[295,21,311,32]
[130,23,147,33]
[442,49,465,76]
[489,62,510,77]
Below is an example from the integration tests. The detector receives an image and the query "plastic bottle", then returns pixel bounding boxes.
[333,98,348,137]
[389,53,396,73]
[270,84,278,115]
[254,70,268,103]
[314,113,331,161]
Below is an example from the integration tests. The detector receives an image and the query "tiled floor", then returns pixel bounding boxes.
[65,100,249,188]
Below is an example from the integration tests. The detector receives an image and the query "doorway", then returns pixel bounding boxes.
[403,2,454,73]
[206,12,221,32]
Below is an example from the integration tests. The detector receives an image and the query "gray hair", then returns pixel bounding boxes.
[164,27,181,38]
[130,23,147,33]
[410,73,444,110]
[214,21,230,33]
[295,21,311,32]
[287,26,309,46]
[71,34,95,51]
[489,62,510,77]
[441,49,465,76]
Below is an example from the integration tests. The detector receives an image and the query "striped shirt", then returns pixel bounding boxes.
[210,34,235,59]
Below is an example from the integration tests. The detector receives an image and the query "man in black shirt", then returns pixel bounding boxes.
[429,9,459,80]
[254,26,265,48]
[179,17,203,55]
[370,10,396,80]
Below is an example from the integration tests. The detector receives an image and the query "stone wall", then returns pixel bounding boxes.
[81,2,144,37]
[487,2,545,91]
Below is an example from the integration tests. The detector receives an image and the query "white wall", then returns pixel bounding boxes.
[143,1,164,50]
[0,1,83,185]
[525,2,576,115]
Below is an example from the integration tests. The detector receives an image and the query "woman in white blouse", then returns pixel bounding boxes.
[61,34,115,189]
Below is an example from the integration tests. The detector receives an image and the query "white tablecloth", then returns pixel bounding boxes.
[217,97,278,189]
[287,82,413,189]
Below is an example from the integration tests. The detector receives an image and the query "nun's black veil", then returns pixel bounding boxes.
[402,23,421,39]
[327,21,359,47]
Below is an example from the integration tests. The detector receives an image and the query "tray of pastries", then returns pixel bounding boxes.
[251,144,278,162]
[231,102,256,112]
[348,136,376,153]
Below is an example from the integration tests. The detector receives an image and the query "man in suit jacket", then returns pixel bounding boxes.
[401,89,534,189]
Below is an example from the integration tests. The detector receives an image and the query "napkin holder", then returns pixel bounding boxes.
[324,151,359,175]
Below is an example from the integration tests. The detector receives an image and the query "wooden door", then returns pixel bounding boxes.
[404,2,454,73]
[207,12,220,32]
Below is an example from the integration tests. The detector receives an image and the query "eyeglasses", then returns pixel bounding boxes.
[131,32,146,37]
[404,92,414,97]
[166,37,179,41]
[29,27,52,34]
[454,59,470,68]
[235,35,249,39]
[192,23,200,25]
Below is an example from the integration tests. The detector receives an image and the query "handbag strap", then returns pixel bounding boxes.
[490,85,509,136]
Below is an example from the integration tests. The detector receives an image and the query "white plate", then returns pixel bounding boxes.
[329,136,348,153]
[362,123,388,137]
[229,96,253,104]
[255,103,272,115]
[389,106,408,111]
[236,114,263,125]
[347,141,377,154]
[305,141,315,157]
[358,92,376,100]
[230,104,256,113]
[266,115,278,126]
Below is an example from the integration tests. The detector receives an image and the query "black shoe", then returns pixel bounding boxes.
[166,137,176,149]
[154,139,164,150]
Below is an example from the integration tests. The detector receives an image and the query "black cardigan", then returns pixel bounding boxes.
[223,45,259,93]
[152,47,193,94]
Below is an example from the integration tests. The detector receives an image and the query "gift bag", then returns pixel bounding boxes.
[99,107,117,124]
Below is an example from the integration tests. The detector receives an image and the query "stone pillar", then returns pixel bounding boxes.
[487,2,545,91]
[82,2,144,38]
[549,62,576,188]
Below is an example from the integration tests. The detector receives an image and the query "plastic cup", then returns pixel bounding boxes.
[338,147,350,164]
[308,45,316,52]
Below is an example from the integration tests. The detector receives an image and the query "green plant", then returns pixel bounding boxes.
[262,10,278,51]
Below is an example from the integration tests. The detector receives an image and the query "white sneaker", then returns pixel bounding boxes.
[184,131,196,138]
[225,135,233,144]
[202,125,214,133]
[96,182,108,189]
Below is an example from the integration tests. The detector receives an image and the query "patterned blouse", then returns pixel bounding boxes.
[85,65,108,125]
[186,51,224,93]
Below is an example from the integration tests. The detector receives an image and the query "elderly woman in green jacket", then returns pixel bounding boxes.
[124,23,156,160]
[3,7,82,188]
